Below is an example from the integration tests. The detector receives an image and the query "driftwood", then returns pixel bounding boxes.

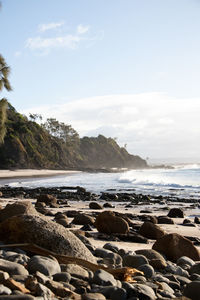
[0,243,143,282]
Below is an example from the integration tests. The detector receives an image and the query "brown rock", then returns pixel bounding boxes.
[0,201,38,222]
[37,194,58,208]
[0,214,96,263]
[157,216,174,224]
[46,280,81,299]
[95,211,129,234]
[152,233,200,262]
[89,202,103,209]
[72,213,95,225]
[138,221,165,240]
[55,216,69,227]
[135,249,167,269]
[168,208,184,218]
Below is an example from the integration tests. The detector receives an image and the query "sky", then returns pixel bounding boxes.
[1,0,200,163]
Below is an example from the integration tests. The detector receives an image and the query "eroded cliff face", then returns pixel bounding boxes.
[0,104,147,170]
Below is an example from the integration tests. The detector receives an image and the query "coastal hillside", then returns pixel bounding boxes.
[0,103,147,170]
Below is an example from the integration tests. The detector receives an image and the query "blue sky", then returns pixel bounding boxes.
[1,0,200,162]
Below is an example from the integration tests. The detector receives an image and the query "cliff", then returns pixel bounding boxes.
[0,104,147,170]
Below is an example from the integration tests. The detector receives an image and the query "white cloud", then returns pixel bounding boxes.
[26,35,82,50]
[14,51,22,57]
[38,21,65,32]
[77,24,90,34]
[21,93,200,160]
[25,23,100,53]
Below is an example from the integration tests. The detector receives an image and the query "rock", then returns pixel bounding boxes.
[103,203,114,208]
[168,208,184,218]
[135,249,166,263]
[110,287,127,300]
[82,293,106,300]
[138,221,165,239]
[123,255,148,268]
[137,264,154,278]
[89,202,103,209]
[46,279,81,298]
[61,264,90,280]
[95,211,129,234]
[27,255,61,276]
[123,282,156,299]
[0,259,29,276]
[92,269,117,286]
[53,272,71,282]
[55,215,69,227]
[0,214,96,263]
[177,256,195,268]
[189,262,200,275]
[0,284,11,295]
[95,249,122,268]
[152,233,200,261]
[0,295,35,299]
[37,194,58,207]
[183,281,200,300]
[157,216,175,224]
[0,201,38,222]
[72,213,95,225]
[103,243,119,253]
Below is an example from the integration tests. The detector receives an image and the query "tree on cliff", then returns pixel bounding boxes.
[0,54,12,143]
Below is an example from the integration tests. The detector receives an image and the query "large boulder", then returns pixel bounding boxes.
[0,201,38,222]
[95,211,129,234]
[0,214,96,263]
[168,208,184,218]
[138,221,165,240]
[152,233,200,262]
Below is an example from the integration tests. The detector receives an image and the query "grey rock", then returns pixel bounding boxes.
[103,243,119,253]
[0,259,28,276]
[126,283,156,300]
[189,262,200,275]
[92,269,117,286]
[61,264,90,280]
[35,271,52,285]
[110,287,127,300]
[123,254,148,268]
[0,284,11,295]
[0,214,96,263]
[153,274,169,283]
[5,253,30,266]
[28,255,60,276]
[177,256,195,267]
[53,272,71,282]
[82,293,106,300]
[175,275,191,286]
[0,296,35,299]
[138,264,154,278]
[183,281,200,300]
[94,248,122,267]
[159,282,175,295]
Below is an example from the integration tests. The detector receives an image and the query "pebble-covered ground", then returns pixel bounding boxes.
[0,186,199,299]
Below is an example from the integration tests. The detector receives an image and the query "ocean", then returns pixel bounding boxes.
[1,164,200,199]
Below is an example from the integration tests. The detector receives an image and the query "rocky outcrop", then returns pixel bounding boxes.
[0,201,38,222]
[0,214,96,263]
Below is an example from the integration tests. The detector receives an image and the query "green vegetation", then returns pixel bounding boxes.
[0,54,12,143]
[0,103,147,170]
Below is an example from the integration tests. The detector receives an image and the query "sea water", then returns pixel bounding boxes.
[1,164,200,199]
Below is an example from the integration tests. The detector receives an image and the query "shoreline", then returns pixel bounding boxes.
[0,169,81,180]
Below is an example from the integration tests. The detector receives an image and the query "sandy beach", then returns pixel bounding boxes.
[0,169,81,180]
